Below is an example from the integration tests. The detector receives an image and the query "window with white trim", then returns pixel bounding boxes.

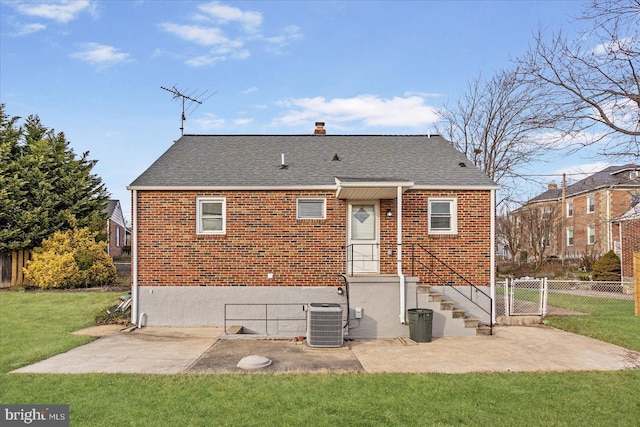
[428,197,457,234]
[297,198,326,219]
[587,225,596,245]
[197,197,226,234]
[567,228,574,246]
[567,202,573,217]
[587,196,595,213]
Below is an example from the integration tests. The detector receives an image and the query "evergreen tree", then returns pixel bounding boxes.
[0,104,110,251]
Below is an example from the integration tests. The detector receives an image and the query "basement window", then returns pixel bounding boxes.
[197,197,226,234]
[297,198,326,219]
[428,197,457,234]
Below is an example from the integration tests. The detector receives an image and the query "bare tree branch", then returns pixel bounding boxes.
[516,0,640,156]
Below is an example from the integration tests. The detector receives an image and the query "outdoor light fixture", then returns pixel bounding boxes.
[337,287,344,295]
[386,209,393,217]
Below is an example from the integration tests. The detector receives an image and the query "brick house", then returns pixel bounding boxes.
[128,124,499,338]
[612,204,640,283]
[520,165,640,262]
[104,199,128,258]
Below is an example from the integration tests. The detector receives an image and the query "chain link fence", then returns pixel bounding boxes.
[496,279,635,317]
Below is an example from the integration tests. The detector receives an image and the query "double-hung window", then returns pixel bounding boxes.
[297,198,326,219]
[197,197,226,234]
[567,202,573,217]
[587,196,595,213]
[587,225,596,245]
[567,228,574,246]
[428,197,457,234]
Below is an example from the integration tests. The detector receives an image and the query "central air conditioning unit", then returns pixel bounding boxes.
[306,303,344,348]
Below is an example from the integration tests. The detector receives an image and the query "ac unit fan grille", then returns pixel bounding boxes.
[307,303,343,348]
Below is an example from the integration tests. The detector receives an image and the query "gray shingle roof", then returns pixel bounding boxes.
[528,164,640,203]
[129,134,498,189]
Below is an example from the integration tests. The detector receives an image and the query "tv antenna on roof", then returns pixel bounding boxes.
[161,85,216,135]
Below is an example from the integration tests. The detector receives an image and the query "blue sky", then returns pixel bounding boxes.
[1,0,612,220]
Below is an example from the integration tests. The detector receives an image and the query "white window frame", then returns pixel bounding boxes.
[566,202,573,218]
[296,198,326,220]
[196,197,226,235]
[567,228,574,247]
[428,197,457,235]
[587,196,595,213]
[587,225,596,245]
[115,226,121,247]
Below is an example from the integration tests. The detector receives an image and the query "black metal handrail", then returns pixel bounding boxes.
[407,243,493,334]
[345,243,380,276]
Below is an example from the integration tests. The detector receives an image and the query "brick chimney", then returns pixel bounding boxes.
[548,181,558,190]
[314,122,326,135]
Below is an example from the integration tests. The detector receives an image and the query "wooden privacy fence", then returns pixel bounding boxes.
[0,250,31,288]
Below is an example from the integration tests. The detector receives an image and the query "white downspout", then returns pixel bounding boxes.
[397,185,406,324]
[131,189,139,325]
[490,188,496,325]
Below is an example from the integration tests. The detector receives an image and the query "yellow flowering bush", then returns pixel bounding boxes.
[24,228,117,289]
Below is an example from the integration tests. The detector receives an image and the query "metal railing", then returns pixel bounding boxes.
[343,242,494,333]
[406,243,493,334]
[223,303,348,336]
[345,243,380,276]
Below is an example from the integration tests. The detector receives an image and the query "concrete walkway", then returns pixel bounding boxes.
[12,325,640,374]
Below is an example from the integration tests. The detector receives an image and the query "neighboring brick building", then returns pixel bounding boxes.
[520,165,640,262]
[613,204,640,282]
[128,124,499,338]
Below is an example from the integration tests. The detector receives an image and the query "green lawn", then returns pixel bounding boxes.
[1,291,639,426]
[544,293,640,352]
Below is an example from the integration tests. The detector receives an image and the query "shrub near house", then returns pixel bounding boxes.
[24,228,117,289]
[591,250,621,281]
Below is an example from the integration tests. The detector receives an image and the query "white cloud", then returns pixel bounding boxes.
[242,87,258,95]
[552,162,612,183]
[193,113,226,130]
[11,22,47,37]
[159,23,232,47]
[70,43,131,66]
[234,118,253,125]
[159,2,301,67]
[274,95,440,130]
[197,2,263,33]
[14,0,96,24]
[262,25,303,52]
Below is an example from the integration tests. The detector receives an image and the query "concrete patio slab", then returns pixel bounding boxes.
[13,327,223,374]
[11,325,640,374]
[350,326,640,373]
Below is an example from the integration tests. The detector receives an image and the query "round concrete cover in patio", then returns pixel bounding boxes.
[237,355,272,370]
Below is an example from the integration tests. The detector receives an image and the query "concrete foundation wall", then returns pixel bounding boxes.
[138,286,341,334]
[345,276,416,338]
[137,278,483,338]
[138,278,424,338]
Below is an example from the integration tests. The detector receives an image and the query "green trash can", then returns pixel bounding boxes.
[408,308,433,342]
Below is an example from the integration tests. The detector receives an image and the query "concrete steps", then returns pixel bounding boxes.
[417,284,488,337]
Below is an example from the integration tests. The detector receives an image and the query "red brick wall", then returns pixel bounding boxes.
[620,218,640,280]
[107,219,124,258]
[562,189,637,258]
[134,189,492,287]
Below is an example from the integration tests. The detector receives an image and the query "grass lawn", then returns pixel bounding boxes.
[1,291,639,426]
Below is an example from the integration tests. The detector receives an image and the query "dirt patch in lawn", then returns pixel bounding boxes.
[187,338,364,373]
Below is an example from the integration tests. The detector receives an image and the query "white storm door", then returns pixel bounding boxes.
[347,202,379,274]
